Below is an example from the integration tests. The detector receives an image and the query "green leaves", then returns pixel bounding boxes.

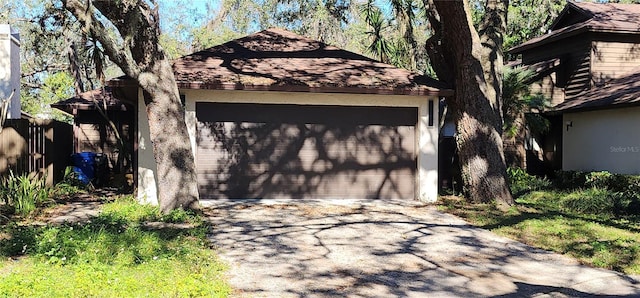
[502,66,551,137]
[0,171,52,216]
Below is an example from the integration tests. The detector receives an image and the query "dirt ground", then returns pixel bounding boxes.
[33,188,124,224]
[203,198,640,298]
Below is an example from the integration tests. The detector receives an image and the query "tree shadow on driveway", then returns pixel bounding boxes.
[203,199,640,297]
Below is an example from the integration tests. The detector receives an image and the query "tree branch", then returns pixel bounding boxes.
[422,0,453,85]
[20,63,67,78]
[62,0,141,77]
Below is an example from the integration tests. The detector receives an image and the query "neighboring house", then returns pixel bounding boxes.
[509,1,640,175]
[102,28,451,204]
[555,69,640,175]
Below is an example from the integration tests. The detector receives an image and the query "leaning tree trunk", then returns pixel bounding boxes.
[139,59,200,212]
[430,0,514,208]
[64,0,200,213]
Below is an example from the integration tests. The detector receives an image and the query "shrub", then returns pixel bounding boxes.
[618,176,640,215]
[560,187,618,215]
[586,171,614,189]
[554,170,588,190]
[555,172,640,215]
[51,167,87,198]
[507,167,551,196]
[0,172,52,216]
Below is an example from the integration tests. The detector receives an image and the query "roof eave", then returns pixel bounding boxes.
[549,0,593,31]
[175,81,453,97]
[550,101,640,114]
[106,77,137,87]
[509,25,588,54]
[51,102,130,113]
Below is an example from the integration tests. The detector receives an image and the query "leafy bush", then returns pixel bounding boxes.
[560,187,619,215]
[554,171,640,215]
[616,176,640,215]
[0,172,52,216]
[554,170,588,190]
[586,171,614,189]
[507,167,551,195]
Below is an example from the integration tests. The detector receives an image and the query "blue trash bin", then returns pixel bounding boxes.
[72,152,97,184]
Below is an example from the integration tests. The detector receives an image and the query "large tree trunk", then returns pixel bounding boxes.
[64,0,200,213]
[427,0,514,208]
[139,59,200,212]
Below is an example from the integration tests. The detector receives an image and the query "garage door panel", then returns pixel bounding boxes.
[196,103,416,200]
[199,172,414,200]
[196,103,417,125]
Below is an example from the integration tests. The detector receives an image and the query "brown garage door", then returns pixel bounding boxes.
[196,102,417,200]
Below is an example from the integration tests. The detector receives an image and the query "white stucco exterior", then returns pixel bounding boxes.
[563,106,640,174]
[0,24,20,120]
[136,89,159,205]
[138,89,440,204]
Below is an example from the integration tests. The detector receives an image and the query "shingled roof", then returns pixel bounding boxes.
[52,87,130,113]
[77,28,450,109]
[170,28,451,96]
[553,68,640,112]
[510,1,640,54]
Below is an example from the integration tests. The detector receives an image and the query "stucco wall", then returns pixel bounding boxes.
[563,106,640,175]
[138,89,439,204]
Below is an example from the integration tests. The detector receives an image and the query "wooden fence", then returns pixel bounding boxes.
[0,118,73,185]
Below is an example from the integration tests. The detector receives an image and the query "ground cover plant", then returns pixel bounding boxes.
[440,169,640,275]
[0,172,52,216]
[0,167,87,219]
[0,195,230,297]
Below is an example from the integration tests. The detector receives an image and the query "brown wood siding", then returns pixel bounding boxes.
[591,39,640,85]
[564,49,591,100]
[75,110,134,173]
[196,103,417,200]
[521,35,592,103]
[530,74,565,106]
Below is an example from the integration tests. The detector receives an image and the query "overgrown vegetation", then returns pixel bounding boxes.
[440,169,640,274]
[506,167,552,196]
[0,196,230,297]
[0,172,52,216]
[0,168,87,217]
[554,170,640,216]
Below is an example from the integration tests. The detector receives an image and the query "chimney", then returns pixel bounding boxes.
[0,24,20,120]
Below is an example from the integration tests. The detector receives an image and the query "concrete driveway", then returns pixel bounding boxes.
[203,199,640,297]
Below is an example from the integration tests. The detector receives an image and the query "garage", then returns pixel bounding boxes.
[136,28,451,204]
[195,102,417,200]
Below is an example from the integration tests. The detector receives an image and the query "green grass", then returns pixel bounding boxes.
[439,191,640,275]
[0,196,230,297]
